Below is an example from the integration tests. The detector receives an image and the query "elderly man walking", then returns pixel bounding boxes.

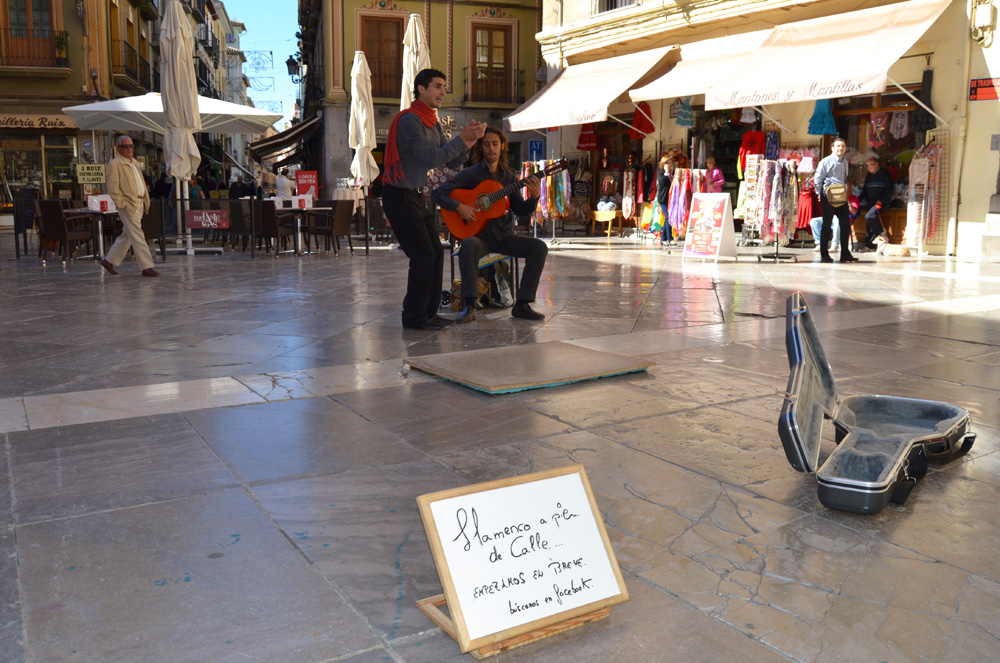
[100,135,158,277]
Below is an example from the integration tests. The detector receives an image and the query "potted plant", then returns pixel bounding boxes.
[54,31,69,67]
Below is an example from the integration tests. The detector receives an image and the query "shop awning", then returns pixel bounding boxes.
[504,46,674,132]
[704,0,952,110]
[248,114,322,162]
[629,31,770,103]
[271,147,305,173]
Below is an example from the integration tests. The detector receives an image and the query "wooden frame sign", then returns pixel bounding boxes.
[416,465,629,657]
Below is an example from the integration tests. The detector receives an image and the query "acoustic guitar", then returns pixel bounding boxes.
[440,159,569,239]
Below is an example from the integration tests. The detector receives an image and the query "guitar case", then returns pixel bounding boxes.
[778,292,976,515]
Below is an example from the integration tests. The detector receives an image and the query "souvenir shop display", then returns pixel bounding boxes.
[905,140,942,252]
[739,154,801,262]
[667,167,707,239]
[523,159,573,239]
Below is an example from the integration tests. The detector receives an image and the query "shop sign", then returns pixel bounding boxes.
[77,164,106,184]
[0,114,78,130]
[295,170,318,197]
[969,77,999,101]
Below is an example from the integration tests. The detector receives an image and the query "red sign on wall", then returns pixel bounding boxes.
[296,170,318,197]
[969,78,1000,101]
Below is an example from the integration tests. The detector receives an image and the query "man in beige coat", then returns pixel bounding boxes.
[100,135,158,276]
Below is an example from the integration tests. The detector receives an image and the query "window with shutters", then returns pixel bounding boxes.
[362,15,404,99]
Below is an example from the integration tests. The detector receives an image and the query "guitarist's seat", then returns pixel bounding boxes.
[448,241,520,306]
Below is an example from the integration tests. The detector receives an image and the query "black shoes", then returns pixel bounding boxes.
[428,314,454,327]
[841,256,860,263]
[456,306,477,324]
[403,320,445,331]
[820,256,834,263]
[511,302,544,320]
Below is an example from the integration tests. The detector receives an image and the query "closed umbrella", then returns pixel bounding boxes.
[160,0,201,254]
[349,51,378,255]
[400,13,431,112]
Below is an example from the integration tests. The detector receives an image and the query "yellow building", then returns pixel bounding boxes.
[0,0,161,204]
[514,0,999,259]
[289,0,545,195]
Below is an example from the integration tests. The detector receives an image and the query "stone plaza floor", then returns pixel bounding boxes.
[1,230,999,662]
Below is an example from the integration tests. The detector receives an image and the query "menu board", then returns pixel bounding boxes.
[683,193,736,262]
[417,465,629,653]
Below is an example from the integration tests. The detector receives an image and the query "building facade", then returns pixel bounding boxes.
[293,0,545,197]
[527,0,998,259]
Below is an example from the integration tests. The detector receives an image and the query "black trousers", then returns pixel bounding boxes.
[382,186,444,326]
[458,231,548,303]
[820,196,853,260]
[864,206,884,247]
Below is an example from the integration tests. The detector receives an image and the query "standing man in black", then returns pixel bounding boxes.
[431,127,546,323]
[382,68,485,331]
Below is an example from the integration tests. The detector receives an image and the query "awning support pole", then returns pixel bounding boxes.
[887,75,949,127]
[754,106,795,135]
[608,114,653,138]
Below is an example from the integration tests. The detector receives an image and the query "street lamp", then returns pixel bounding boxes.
[285,56,301,83]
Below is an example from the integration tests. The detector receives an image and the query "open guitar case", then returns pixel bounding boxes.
[778,292,976,515]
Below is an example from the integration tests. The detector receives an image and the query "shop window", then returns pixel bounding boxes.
[0,134,44,194]
[833,85,922,187]
[1,0,64,67]
[361,15,403,99]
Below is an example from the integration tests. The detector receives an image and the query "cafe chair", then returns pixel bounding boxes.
[306,200,354,255]
[141,203,166,261]
[258,200,294,255]
[226,199,253,252]
[36,199,95,262]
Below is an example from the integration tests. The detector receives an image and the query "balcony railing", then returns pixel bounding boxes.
[0,28,67,68]
[463,67,525,105]
[112,39,139,82]
[139,54,151,90]
[593,0,636,13]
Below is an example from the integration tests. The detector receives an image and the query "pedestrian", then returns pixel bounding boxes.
[813,138,857,263]
[100,135,158,277]
[857,157,894,251]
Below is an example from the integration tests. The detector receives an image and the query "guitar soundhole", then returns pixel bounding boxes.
[475,194,492,212]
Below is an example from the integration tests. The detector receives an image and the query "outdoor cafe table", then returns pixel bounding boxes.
[66,207,119,259]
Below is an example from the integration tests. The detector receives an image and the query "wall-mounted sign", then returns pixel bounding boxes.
[969,77,999,101]
[0,114,78,130]
[77,164,106,184]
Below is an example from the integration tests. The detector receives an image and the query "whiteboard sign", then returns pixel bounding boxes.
[417,465,629,653]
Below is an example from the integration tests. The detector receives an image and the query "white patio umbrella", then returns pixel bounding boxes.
[63,92,282,135]
[400,13,431,111]
[160,0,200,254]
[349,51,378,256]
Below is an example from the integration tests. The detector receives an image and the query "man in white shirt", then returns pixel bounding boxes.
[100,135,158,277]
[275,169,294,199]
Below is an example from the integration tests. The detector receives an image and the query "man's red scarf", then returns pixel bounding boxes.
[383,99,438,186]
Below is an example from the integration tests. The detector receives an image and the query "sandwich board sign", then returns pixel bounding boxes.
[416,465,629,658]
[682,193,737,262]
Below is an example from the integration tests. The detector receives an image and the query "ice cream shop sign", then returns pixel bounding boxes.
[0,114,78,129]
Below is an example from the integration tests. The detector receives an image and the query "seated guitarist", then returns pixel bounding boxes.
[431,127,547,323]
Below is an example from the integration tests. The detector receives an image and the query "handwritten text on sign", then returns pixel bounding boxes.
[185,210,230,229]
[427,472,621,641]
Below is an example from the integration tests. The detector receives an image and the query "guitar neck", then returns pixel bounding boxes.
[483,164,564,207]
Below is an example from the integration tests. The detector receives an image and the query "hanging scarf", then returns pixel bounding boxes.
[383,100,439,185]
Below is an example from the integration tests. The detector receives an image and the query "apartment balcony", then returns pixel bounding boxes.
[138,0,160,21]
[139,54,151,90]
[112,39,149,93]
[463,67,525,106]
[0,29,69,71]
